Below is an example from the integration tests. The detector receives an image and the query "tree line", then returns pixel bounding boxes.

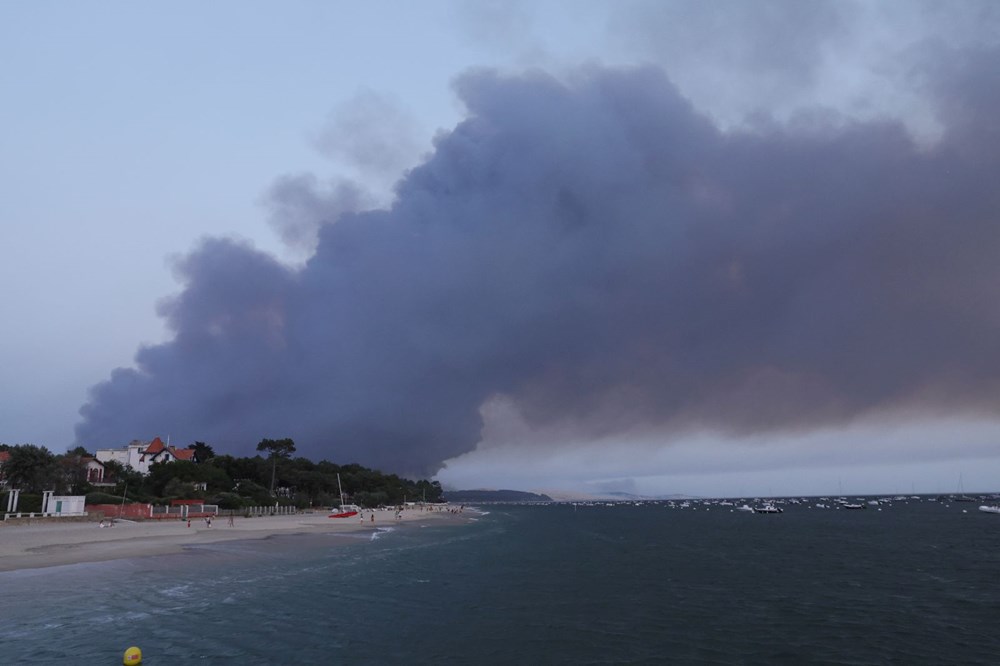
[0,439,443,512]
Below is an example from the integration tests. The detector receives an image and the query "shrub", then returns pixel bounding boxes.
[86,492,123,505]
[209,492,247,510]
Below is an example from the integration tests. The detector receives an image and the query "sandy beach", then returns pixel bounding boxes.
[0,507,466,572]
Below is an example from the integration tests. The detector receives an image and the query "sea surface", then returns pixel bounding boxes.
[2,500,1000,665]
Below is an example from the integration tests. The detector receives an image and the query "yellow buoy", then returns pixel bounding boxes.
[123,646,142,664]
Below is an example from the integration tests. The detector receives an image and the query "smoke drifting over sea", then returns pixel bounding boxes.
[76,52,1000,475]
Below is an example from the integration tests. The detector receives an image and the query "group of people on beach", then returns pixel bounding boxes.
[182,514,235,527]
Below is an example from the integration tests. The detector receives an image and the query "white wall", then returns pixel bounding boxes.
[46,495,86,515]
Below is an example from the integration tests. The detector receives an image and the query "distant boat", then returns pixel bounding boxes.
[842,503,866,510]
[329,473,362,519]
[978,505,1000,515]
[954,473,976,502]
[754,503,783,514]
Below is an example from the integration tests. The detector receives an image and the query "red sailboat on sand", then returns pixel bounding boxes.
[329,473,361,519]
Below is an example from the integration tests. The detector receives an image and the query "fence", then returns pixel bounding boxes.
[147,505,296,519]
[78,503,297,520]
[243,505,298,516]
[150,504,219,519]
[87,503,153,519]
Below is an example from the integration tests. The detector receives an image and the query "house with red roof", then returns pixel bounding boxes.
[140,437,196,465]
[60,453,111,486]
[95,437,197,475]
[83,457,107,484]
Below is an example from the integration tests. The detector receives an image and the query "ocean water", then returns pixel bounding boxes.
[2,501,999,665]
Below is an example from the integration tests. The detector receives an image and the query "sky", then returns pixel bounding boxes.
[3,1,1000,498]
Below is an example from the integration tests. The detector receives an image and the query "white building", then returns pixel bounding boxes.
[42,492,86,516]
[95,440,150,473]
[95,437,195,476]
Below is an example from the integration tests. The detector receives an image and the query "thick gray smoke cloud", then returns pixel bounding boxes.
[76,53,1000,475]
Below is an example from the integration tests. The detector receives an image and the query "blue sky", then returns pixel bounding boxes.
[4,1,1000,497]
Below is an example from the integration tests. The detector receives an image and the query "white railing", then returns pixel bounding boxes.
[3,511,87,520]
[241,505,298,516]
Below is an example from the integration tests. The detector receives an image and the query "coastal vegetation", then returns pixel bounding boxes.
[0,440,443,511]
[444,489,553,503]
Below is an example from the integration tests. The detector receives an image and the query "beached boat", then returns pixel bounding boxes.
[329,506,361,518]
[329,473,362,519]
[978,505,1000,514]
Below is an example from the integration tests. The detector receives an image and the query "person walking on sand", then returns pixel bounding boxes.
[228,512,235,527]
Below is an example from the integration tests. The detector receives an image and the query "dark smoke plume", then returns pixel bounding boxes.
[76,57,1000,475]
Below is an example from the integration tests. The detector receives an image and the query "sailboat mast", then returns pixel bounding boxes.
[337,473,345,508]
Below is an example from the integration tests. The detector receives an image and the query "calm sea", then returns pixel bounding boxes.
[2,500,999,664]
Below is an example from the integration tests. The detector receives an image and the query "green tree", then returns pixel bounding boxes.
[232,480,273,505]
[108,463,144,500]
[59,453,93,495]
[207,455,261,486]
[2,444,61,493]
[163,477,201,499]
[256,438,296,496]
[100,459,125,485]
[210,492,247,510]
[188,441,215,463]
[146,460,232,497]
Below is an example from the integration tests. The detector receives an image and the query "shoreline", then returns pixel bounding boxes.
[0,507,469,573]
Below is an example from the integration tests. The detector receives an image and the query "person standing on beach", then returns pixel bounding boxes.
[228,512,235,527]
